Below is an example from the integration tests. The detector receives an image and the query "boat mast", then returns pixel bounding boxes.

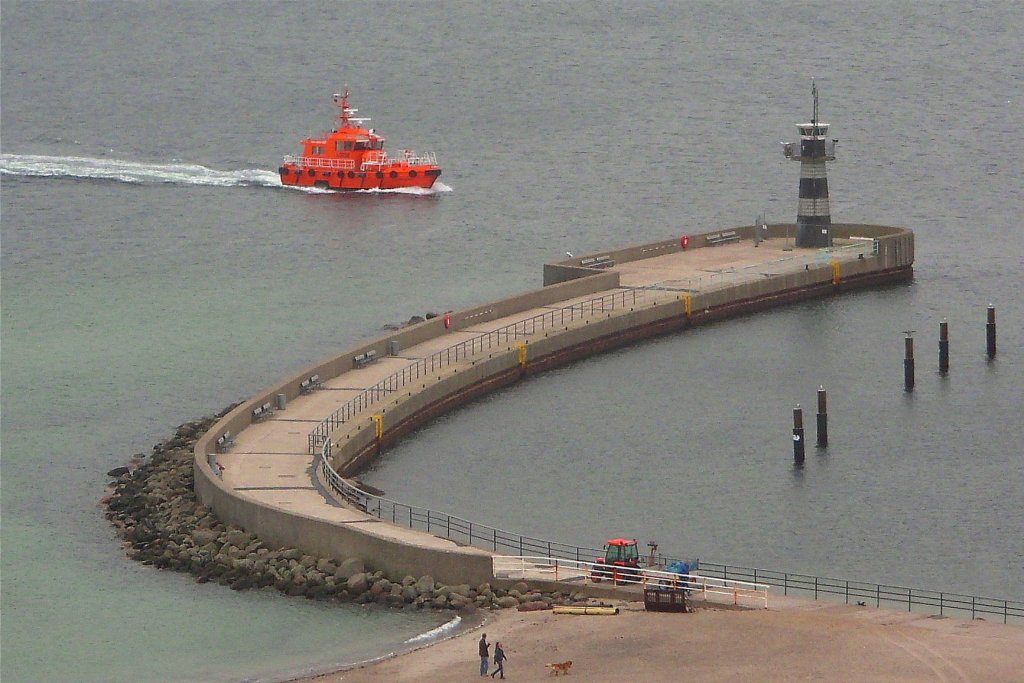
[333,87,352,128]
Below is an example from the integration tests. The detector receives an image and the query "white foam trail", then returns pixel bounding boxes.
[345,180,454,196]
[1,153,453,194]
[404,614,461,644]
[0,153,282,188]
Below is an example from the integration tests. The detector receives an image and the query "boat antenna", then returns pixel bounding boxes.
[811,79,818,128]
[333,86,352,127]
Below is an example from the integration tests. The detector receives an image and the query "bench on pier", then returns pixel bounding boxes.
[580,255,616,268]
[299,374,323,394]
[251,402,274,422]
[353,350,378,369]
[704,230,740,246]
[216,431,235,451]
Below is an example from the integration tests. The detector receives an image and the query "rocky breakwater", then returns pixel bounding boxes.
[103,414,585,612]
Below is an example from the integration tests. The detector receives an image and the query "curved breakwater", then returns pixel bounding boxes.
[191,223,914,587]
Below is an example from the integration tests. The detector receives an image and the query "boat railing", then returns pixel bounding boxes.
[284,152,438,172]
[360,150,438,170]
[283,155,355,171]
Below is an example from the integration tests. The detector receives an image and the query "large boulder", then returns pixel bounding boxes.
[336,557,364,579]
[415,575,435,595]
[347,572,369,595]
[447,584,472,598]
[223,529,252,548]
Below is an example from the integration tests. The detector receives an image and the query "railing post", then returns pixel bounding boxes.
[815,576,819,600]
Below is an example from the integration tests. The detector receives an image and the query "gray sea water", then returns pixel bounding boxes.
[2,1,1022,681]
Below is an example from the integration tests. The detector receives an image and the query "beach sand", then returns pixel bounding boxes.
[305,596,1024,682]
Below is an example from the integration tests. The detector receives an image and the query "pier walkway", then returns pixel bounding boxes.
[195,224,913,586]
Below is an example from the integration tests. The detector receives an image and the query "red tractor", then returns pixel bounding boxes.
[590,538,641,584]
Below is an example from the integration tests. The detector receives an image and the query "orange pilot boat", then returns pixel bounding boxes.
[279,89,441,191]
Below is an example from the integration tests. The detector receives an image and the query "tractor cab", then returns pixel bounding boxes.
[590,538,641,583]
[603,538,640,566]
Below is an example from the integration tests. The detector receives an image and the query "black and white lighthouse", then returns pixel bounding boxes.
[782,82,837,248]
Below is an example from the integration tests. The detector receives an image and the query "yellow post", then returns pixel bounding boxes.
[372,414,384,439]
[516,342,528,368]
[831,260,841,285]
[681,293,693,316]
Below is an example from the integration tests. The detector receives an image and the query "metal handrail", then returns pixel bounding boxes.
[307,281,1021,624]
[696,562,1023,624]
[318,455,1021,624]
[308,288,642,451]
[493,555,769,608]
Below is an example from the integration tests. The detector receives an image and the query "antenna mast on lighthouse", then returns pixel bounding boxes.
[781,80,838,248]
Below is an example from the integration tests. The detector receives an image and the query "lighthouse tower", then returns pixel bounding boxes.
[782,82,837,248]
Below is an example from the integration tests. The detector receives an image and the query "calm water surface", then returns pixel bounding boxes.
[2,1,1022,681]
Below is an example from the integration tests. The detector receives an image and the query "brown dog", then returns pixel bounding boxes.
[546,660,573,676]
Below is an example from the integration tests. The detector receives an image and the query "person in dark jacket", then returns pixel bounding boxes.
[490,641,508,679]
[478,633,490,676]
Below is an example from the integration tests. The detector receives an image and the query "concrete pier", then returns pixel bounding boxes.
[194,222,913,585]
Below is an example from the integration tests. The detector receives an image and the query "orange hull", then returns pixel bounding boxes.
[279,89,441,192]
[279,163,440,191]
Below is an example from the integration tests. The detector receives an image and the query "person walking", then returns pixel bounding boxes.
[478,633,490,677]
[490,641,508,679]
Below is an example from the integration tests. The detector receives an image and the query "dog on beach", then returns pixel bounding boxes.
[546,660,572,676]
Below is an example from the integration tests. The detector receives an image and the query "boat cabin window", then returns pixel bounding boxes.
[311,145,325,156]
[337,141,354,152]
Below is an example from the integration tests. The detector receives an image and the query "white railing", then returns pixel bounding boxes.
[282,151,438,171]
[361,150,438,169]
[282,155,355,170]
[493,555,770,608]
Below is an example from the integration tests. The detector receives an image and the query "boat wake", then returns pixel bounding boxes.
[0,153,282,188]
[0,153,452,195]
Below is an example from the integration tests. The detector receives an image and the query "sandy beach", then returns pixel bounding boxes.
[307,596,1024,683]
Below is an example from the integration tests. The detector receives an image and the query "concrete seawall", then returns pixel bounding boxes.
[194,223,913,585]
